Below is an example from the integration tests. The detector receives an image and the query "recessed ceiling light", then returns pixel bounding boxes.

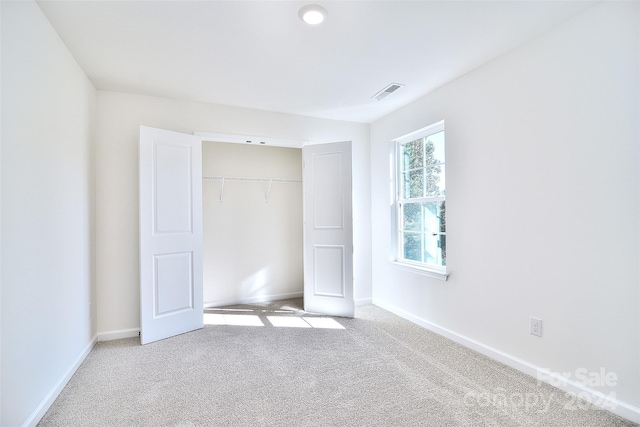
[299,4,328,25]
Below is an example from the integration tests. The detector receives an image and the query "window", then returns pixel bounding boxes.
[393,121,446,277]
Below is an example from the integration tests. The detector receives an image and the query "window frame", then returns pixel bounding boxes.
[391,121,448,281]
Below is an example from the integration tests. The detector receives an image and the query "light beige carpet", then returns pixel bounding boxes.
[38,300,636,426]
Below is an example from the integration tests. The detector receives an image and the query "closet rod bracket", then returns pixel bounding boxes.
[265,179,273,203]
[219,177,225,203]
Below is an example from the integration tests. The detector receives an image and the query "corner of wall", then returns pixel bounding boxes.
[0,3,4,424]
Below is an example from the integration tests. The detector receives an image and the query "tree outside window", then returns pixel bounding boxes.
[396,123,446,270]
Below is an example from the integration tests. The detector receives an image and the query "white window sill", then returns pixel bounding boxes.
[390,261,449,281]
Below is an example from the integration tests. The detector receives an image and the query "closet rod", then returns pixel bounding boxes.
[202,175,301,203]
[202,175,301,184]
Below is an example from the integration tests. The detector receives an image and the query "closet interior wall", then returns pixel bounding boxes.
[202,141,303,307]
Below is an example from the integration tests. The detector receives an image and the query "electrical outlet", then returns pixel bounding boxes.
[530,317,542,337]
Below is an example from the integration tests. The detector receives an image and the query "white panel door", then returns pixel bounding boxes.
[303,141,354,317]
[139,126,203,344]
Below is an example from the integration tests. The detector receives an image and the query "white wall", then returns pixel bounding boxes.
[96,91,371,336]
[202,142,303,305]
[1,1,97,426]
[371,1,640,411]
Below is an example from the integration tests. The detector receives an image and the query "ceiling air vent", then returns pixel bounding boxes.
[372,83,404,101]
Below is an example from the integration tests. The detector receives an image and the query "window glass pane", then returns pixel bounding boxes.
[423,202,439,234]
[402,170,424,199]
[422,202,446,267]
[403,232,422,262]
[423,232,439,266]
[402,139,424,170]
[423,233,446,267]
[402,203,422,231]
[422,202,445,234]
[425,131,445,164]
[401,172,409,198]
[425,164,445,196]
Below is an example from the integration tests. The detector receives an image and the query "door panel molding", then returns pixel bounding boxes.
[303,141,354,318]
[140,126,203,344]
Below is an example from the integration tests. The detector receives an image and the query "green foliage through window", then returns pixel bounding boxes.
[397,127,446,269]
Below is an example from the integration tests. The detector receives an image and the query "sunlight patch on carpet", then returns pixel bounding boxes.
[267,316,345,329]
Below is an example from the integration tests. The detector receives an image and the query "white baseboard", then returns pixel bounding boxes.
[23,335,97,427]
[355,297,372,307]
[97,327,140,341]
[204,291,303,308]
[372,298,640,424]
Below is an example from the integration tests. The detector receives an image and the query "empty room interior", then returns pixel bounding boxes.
[2,1,640,426]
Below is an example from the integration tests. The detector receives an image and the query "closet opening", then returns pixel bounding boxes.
[139,126,354,344]
[201,139,304,311]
